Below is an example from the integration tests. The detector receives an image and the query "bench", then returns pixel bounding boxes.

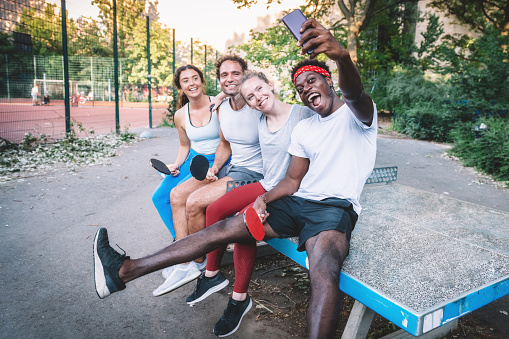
[226,167,509,339]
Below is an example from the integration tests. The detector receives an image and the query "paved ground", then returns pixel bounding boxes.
[0,126,507,338]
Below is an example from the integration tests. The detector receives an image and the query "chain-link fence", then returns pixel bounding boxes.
[0,0,219,143]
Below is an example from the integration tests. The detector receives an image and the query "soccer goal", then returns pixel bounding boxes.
[33,79,76,101]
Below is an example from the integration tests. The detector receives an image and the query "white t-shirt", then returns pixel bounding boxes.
[288,102,378,215]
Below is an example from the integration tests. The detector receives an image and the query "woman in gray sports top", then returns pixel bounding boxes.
[187,71,315,337]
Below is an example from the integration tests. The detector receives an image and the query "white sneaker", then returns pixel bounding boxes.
[162,260,206,279]
[196,259,207,271]
[153,262,201,296]
[161,264,178,280]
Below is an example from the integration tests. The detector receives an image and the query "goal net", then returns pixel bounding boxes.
[33,79,76,100]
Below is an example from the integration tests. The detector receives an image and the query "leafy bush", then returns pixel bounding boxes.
[371,66,446,112]
[371,67,462,141]
[371,27,509,142]
[393,99,481,142]
[450,116,509,183]
[394,105,451,142]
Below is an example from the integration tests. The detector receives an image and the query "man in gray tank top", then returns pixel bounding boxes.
[167,55,263,287]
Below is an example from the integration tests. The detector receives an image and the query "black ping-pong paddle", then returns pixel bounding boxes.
[150,158,172,175]
[190,154,209,181]
[243,207,265,241]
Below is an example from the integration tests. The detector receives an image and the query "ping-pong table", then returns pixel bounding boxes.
[267,183,509,338]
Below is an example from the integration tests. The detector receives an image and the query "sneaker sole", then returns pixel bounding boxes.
[93,229,110,299]
[187,279,229,305]
[153,269,201,297]
[216,298,252,337]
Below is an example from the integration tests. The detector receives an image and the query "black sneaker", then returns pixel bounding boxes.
[93,228,129,299]
[186,272,229,305]
[213,294,252,337]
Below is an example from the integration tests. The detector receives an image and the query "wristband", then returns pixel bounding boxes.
[258,195,267,203]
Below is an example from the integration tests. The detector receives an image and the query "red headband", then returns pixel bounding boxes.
[293,65,331,83]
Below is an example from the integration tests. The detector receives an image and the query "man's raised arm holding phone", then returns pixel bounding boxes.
[249,14,377,339]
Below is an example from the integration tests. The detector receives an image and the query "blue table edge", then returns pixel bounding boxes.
[266,237,509,336]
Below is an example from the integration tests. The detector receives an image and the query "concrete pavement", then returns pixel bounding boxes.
[0,126,507,338]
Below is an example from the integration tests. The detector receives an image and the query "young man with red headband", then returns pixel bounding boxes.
[93,18,376,338]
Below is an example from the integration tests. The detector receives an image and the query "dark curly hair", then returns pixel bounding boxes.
[214,54,248,79]
[290,59,331,83]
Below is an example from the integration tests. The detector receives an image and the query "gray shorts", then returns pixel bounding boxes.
[226,164,263,182]
[266,196,358,252]
[216,163,230,179]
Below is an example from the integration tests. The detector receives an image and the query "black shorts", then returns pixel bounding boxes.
[266,196,358,252]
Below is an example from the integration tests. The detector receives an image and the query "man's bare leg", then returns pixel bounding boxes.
[170,178,209,240]
[304,230,350,339]
[185,176,232,235]
[93,215,281,299]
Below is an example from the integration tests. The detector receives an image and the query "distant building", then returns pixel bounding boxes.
[0,0,45,34]
[415,0,480,48]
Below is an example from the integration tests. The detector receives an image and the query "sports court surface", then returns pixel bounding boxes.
[0,99,166,142]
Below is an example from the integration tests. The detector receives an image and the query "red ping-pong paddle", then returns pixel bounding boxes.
[243,207,265,241]
[190,154,209,181]
[150,158,171,175]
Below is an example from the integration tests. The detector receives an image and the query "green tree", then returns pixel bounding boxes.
[231,0,417,62]
[428,0,509,35]
[15,3,62,55]
[126,18,174,87]
[436,26,509,104]
[356,1,422,73]
[91,0,147,58]
[70,17,112,57]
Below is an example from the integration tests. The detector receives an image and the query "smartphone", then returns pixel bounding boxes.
[282,9,313,54]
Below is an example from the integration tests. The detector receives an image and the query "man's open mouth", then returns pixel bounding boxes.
[307,92,321,108]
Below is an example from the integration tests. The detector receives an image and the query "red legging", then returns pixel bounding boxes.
[205,182,266,293]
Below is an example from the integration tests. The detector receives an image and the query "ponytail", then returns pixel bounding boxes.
[177,91,189,109]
